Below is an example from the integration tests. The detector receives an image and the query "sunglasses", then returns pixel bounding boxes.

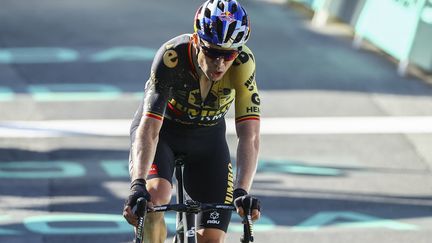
[199,43,239,61]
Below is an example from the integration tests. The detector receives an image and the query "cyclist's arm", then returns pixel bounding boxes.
[231,47,261,192]
[235,119,260,191]
[131,45,174,181]
[132,116,163,180]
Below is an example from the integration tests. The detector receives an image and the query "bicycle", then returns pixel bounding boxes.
[134,155,255,243]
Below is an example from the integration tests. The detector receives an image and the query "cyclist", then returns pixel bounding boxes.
[123,0,261,242]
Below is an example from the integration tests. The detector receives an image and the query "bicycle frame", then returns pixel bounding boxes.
[173,155,196,243]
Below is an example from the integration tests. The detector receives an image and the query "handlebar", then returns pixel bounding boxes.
[134,198,255,242]
[150,200,236,213]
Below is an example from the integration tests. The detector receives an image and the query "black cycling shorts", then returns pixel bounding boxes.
[129,118,234,232]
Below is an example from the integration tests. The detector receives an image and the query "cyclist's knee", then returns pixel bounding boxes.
[146,178,171,205]
[197,228,225,243]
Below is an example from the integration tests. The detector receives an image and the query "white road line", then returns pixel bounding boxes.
[1,117,432,137]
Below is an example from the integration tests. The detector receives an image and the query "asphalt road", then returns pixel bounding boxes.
[1,0,432,242]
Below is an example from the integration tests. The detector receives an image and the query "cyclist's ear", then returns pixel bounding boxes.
[192,33,199,46]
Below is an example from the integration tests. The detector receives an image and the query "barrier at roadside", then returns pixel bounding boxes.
[288,0,432,75]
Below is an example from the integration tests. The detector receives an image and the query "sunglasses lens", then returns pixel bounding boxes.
[224,52,238,61]
[201,45,238,61]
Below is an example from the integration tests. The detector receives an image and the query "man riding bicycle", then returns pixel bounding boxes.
[123,1,261,242]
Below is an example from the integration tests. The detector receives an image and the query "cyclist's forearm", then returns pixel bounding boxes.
[131,118,161,180]
[235,130,260,192]
[236,138,259,191]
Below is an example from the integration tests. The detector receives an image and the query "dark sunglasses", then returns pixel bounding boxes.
[199,43,239,61]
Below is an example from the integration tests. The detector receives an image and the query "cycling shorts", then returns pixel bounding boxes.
[129,118,234,232]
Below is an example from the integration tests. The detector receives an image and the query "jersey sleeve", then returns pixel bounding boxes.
[142,42,177,120]
[230,46,261,123]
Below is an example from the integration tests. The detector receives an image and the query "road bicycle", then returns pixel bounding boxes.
[134,155,254,243]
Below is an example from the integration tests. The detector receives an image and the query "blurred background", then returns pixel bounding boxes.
[1,0,432,242]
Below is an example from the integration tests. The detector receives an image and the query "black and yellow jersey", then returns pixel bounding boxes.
[133,34,260,127]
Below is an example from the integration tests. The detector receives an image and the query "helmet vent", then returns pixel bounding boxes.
[241,12,248,25]
[231,4,238,14]
[225,21,237,43]
[205,8,211,18]
[204,23,212,38]
[218,2,225,11]
[216,18,224,42]
[233,31,244,43]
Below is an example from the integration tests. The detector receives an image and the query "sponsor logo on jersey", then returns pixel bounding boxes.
[225,163,234,204]
[169,99,233,122]
[207,211,221,225]
[252,93,260,105]
[149,164,158,175]
[244,72,256,91]
[163,50,178,68]
[246,106,260,113]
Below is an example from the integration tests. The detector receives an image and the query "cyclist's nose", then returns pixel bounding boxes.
[213,57,225,67]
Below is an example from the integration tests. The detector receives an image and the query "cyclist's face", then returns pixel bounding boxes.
[197,40,238,81]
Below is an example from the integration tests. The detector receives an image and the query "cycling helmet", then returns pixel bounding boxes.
[194,0,250,49]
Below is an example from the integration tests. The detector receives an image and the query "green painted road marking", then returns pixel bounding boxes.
[100,160,129,178]
[99,159,343,178]
[294,211,418,231]
[28,84,122,101]
[0,161,85,179]
[0,87,14,101]
[0,48,78,64]
[24,214,131,234]
[0,46,156,64]
[258,159,342,176]
[90,47,156,62]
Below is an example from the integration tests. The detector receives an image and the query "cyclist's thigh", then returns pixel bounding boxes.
[183,128,233,232]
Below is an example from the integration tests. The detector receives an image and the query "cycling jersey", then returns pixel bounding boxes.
[136,34,260,127]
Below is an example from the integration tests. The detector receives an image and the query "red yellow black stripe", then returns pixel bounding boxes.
[235,115,260,123]
[188,40,199,80]
[145,112,163,121]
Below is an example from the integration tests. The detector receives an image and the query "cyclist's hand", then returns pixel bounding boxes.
[233,188,261,221]
[122,179,152,226]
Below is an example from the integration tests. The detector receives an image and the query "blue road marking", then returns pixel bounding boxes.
[0,161,85,179]
[24,214,131,234]
[0,46,156,64]
[28,84,122,101]
[90,47,156,62]
[0,48,78,64]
